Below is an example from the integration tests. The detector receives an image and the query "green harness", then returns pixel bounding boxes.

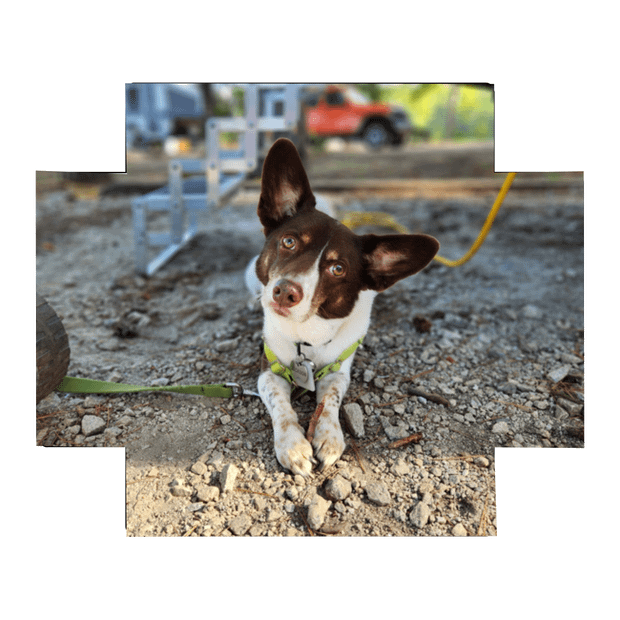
[263,337,364,389]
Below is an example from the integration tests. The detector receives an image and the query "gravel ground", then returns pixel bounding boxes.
[35,179,584,537]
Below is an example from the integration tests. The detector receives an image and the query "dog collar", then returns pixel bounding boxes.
[263,337,364,389]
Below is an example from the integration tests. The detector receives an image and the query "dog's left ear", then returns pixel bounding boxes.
[362,233,440,292]
[257,138,315,235]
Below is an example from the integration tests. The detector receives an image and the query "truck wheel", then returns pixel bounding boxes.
[37,293,70,404]
[363,122,390,149]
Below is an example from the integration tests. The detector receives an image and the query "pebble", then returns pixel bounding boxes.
[342,403,365,438]
[548,364,571,383]
[81,415,106,437]
[307,495,331,530]
[196,485,220,502]
[228,514,252,536]
[522,304,544,319]
[220,463,239,493]
[365,481,391,506]
[474,456,490,468]
[190,461,207,476]
[452,523,468,536]
[492,421,510,434]
[170,481,192,497]
[410,502,431,528]
[325,475,352,501]
[215,338,239,353]
[391,458,411,476]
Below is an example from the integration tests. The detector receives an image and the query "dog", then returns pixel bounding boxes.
[245,138,439,477]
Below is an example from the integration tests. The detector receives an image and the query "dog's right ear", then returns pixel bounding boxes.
[257,138,316,235]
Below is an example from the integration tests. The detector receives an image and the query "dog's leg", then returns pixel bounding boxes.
[312,366,351,471]
[258,370,315,477]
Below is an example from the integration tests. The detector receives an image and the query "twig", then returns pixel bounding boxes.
[183,523,200,537]
[295,504,314,536]
[477,476,492,536]
[306,399,325,443]
[408,368,435,381]
[388,432,423,449]
[490,399,535,413]
[408,388,451,407]
[348,437,367,473]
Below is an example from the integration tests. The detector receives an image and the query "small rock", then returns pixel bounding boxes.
[410,502,431,528]
[391,458,411,476]
[365,481,391,506]
[420,345,439,364]
[325,475,352,502]
[522,304,543,319]
[196,485,220,502]
[103,426,122,438]
[170,481,192,497]
[363,369,375,383]
[342,403,365,438]
[228,514,252,536]
[307,495,331,530]
[474,456,490,468]
[548,364,572,383]
[498,382,517,395]
[557,397,582,416]
[81,415,106,437]
[492,421,510,434]
[107,371,123,383]
[452,523,468,536]
[150,377,169,387]
[220,463,239,493]
[190,461,207,476]
[215,338,239,353]
[559,352,582,365]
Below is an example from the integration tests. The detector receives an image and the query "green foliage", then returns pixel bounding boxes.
[356,84,383,102]
[370,84,495,141]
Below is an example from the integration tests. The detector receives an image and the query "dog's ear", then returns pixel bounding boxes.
[257,138,315,235]
[361,233,440,292]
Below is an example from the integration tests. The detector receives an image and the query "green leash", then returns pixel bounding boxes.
[56,338,364,399]
[56,376,259,399]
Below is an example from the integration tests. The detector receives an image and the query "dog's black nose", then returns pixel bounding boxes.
[273,279,303,307]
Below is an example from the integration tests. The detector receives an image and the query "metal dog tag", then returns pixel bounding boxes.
[292,356,316,392]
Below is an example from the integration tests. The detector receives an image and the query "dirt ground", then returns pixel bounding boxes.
[35,141,584,537]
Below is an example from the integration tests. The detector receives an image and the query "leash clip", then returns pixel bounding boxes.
[225,382,260,398]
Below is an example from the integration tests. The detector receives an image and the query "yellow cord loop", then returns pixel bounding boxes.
[340,172,517,268]
[340,211,410,234]
[433,172,517,267]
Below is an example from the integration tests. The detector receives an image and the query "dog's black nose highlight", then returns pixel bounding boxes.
[273,279,303,307]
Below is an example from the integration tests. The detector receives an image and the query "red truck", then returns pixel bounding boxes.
[304,85,418,149]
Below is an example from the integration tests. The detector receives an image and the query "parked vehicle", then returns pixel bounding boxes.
[304,85,415,148]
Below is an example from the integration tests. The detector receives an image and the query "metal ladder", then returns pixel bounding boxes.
[131,84,301,276]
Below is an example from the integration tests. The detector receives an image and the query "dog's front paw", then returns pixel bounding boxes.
[274,422,315,477]
[312,415,345,472]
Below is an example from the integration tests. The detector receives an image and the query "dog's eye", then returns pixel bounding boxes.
[282,237,296,250]
[329,263,345,277]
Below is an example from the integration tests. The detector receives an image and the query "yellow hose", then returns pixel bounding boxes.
[434,172,517,267]
[341,172,517,268]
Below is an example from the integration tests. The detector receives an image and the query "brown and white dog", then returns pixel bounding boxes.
[245,138,439,477]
